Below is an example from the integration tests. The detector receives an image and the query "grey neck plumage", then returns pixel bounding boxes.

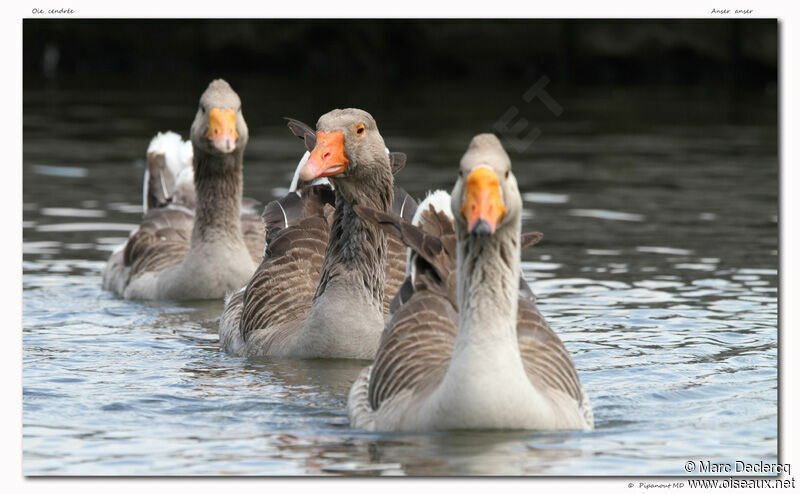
[314,167,394,308]
[455,218,522,347]
[191,148,244,244]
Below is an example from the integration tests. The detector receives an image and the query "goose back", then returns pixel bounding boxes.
[103,121,264,300]
[219,114,417,357]
[349,199,592,428]
[224,184,416,356]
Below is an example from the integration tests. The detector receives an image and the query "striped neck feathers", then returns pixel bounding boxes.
[191,148,244,244]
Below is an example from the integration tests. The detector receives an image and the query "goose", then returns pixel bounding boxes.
[219,108,417,358]
[347,133,594,431]
[102,79,264,300]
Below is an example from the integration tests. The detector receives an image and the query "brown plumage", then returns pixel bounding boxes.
[348,134,593,432]
[351,204,576,413]
[219,110,417,358]
[123,168,265,281]
[102,79,264,300]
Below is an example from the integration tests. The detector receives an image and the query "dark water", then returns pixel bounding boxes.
[22,77,777,475]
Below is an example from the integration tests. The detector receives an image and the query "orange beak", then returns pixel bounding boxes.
[205,108,239,153]
[461,167,506,236]
[299,130,349,181]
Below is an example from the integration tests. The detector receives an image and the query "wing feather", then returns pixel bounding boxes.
[123,208,193,280]
[358,203,586,420]
[517,298,586,405]
[239,211,330,346]
[223,118,416,355]
[368,291,458,410]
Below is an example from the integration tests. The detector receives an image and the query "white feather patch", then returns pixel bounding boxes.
[144,131,193,213]
[412,190,452,226]
[288,151,333,192]
[288,151,311,192]
[173,165,194,189]
[147,131,193,178]
[407,190,452,283]
[177,139,193,169]
[142,168,151,214]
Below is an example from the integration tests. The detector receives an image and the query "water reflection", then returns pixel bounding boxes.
[358,432,586,475]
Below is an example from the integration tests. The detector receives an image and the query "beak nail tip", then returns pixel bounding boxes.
[470,219,494,237]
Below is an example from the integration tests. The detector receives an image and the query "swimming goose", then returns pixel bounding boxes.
[219,109,416,358]
[271,116,414,244]
[102,79,263,300]
[347,133,594,431]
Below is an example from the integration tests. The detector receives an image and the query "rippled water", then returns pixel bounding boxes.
[23,78,777,475]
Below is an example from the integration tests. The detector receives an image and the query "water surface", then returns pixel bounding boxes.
[23,78,777,475]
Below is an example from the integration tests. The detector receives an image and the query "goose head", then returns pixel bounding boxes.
[190,79,249,156]
[451,134,522,238]
[299,108,392,204]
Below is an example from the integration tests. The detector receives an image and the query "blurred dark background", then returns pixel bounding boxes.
[24,19,776,87]
[23,19,778,137]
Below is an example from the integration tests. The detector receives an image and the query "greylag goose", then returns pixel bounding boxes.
[102,79,263,300]
[219,109,416,358]
[347,134,594,431]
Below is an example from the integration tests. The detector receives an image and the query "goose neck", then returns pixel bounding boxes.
[455,221,522,348]
[191,149,244,243]
[314,169,394,307]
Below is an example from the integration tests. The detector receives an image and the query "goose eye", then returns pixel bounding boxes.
[459,170,463,177]
[355,123,366,136]
[505,170,509,179]
[200,106,206,115]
